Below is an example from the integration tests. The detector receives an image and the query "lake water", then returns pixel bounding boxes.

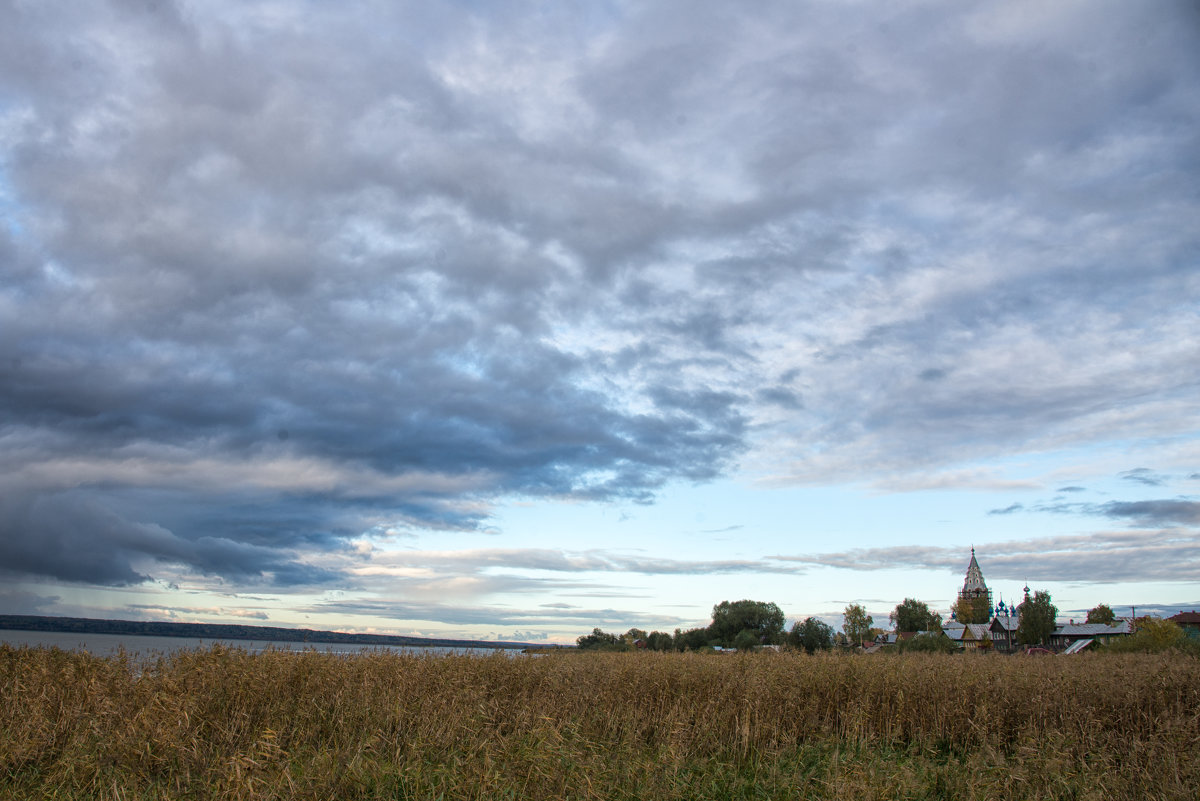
[0,629,519,659]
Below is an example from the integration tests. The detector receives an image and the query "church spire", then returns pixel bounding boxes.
[957,549,993,619]
[962,549,987,595]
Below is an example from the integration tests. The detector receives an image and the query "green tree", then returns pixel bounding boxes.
[1106,617,1187,652]
[790,617,834,653]
[951,594,992,624]
[1085,604,1116,625]
[1017,590,1058,647]
[674,627,711,651]
[733,629,762,651]
[576,627,622,650]
[1137,617,1186,649]
[842,603,873,647]
[890,598,939,633]
[708,600,785,647]
[645,631,674,651]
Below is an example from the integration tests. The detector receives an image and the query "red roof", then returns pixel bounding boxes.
[1167,611,1200,625]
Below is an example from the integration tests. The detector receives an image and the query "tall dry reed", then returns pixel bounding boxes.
[2,645,1197,800]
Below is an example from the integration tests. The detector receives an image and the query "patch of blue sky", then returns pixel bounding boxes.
[489,477,1046,563]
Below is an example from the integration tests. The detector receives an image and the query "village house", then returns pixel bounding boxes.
[1048,621,1133,652]
[988,614,1019,653]
[943,621,992,650]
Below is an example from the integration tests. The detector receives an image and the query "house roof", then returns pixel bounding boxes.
[1054,621,1131,637]
[878,630,941,644]
[990,616,1019,632]
[944,623,991,642]
[1168,611,1200,624]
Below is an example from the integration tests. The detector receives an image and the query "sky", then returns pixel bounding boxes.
[1,1,1198,644]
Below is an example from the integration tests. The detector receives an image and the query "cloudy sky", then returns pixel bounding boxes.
[2,1,1198,643]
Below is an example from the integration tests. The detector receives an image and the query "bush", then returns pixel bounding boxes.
[898,632,957,654]
[1103,618,1190,653]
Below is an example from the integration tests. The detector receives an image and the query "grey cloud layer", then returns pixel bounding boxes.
[304,598,685,631]
[989,495,1200,527]
[353,547,800,577]
[2,1,1198,586]
[778,528,1200,584]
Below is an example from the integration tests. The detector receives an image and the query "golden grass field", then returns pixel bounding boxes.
[2,644,1197,800]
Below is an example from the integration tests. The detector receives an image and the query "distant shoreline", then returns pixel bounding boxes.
[0,614,542,650]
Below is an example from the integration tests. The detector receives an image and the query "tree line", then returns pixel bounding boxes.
[576,600,839,653]
[576,592,1176,653]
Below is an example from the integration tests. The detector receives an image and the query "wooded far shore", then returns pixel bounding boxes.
[0,614,541,650]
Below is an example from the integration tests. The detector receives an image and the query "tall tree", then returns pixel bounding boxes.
[1085,604,1116,625]
[645,631,673,651]
[708,600,785,647]
[951,594,992,624]
[890,598,939,633]
[1017,590,1058,646]
[791,617,834,653]
[842,603,874,646]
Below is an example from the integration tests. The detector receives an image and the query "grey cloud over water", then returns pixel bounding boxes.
[304,598,686,631]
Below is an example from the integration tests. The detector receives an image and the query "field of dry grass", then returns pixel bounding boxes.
[2,644,1197,800]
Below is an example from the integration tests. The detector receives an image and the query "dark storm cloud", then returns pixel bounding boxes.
[1,1,1198,588]
[0,490,341,587]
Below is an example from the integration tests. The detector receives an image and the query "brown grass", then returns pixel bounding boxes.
[2,645,1198,799]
